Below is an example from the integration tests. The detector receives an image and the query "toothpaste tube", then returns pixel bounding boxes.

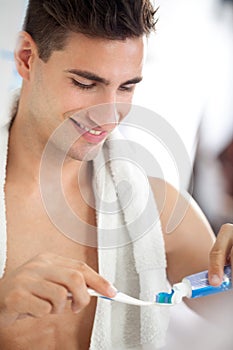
[156,265,232,304]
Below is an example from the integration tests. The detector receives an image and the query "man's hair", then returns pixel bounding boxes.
[23,0,158,62]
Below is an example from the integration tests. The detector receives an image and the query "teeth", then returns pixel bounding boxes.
[89,129,102,135]
[77,122,102,136]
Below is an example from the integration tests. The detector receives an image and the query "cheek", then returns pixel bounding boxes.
[58,89,88,113]
[34,81,84,118]
[46,77,98,116]
[32,65,80,116]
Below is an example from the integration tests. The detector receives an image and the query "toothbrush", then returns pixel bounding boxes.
[67,288,172,306]
[87,288,172,306]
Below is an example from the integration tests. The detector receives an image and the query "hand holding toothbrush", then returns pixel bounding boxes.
[0,253,117,327]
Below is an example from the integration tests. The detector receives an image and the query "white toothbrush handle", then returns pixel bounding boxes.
[67,288,107,300]
[88,288,153,305]
[87,288,103,297]
[95,289,173,306]
[68,288,170,306]
[110,291,154,306]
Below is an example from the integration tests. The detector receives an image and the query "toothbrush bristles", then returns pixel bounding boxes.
[155,290,174,304]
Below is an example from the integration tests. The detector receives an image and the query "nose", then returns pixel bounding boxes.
[88,102,119,132]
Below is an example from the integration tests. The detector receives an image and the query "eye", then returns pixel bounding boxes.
[71,78,96,90]
[119,84,135,92]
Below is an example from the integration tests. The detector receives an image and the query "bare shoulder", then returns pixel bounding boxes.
[148,177,215,284]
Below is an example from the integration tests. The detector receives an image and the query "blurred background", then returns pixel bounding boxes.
[0,0,233,348]
[134,0,233,236]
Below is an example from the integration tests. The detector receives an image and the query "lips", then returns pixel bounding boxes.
[71,118,103,135]
[70,117,108,144]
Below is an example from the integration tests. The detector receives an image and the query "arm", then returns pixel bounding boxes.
[149,177,215,284]
[149,177,233,321]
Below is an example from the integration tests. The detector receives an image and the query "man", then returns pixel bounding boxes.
[0,1,232,349]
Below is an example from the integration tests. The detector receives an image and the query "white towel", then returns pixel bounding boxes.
[0,121,9,278]
[90,130,170,349]
[0,93,170,349]
[0,90,19,277]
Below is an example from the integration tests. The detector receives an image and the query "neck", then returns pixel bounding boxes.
[6,105,89,193]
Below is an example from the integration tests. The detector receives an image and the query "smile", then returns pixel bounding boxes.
[70,118,103,136]
[70,117,108,144]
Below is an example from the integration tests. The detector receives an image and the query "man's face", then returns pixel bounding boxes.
[26,32,145,160]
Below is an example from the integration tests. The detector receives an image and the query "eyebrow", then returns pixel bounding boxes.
[65,69,143,86]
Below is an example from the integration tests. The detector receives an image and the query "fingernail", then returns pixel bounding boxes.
[73,307,81,314]
[210,274,221,285]
[108,285,118,297]
[71,303,81,314]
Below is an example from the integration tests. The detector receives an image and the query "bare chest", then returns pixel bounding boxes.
[1,184,98,350]
[5,181,98,270]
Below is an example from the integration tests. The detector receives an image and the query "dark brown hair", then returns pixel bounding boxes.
[23,0,158,61]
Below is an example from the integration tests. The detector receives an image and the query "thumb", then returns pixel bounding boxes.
[208,224,233,286]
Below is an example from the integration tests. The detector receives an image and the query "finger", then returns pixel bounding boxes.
[52,256,115,295]
[40,267,91,312]
[38,257,117,298]
[69,276,91,313]
[230,247,233,277]
[6,289,52,318]
[77,263,117,297]
[30,280,68,314]
[208,224,233,286]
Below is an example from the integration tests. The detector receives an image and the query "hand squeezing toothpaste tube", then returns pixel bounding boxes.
[156,265,232,305]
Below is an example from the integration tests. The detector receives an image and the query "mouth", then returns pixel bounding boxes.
[70,117,108,144]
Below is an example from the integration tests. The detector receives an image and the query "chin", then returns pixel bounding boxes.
[68,143,103,161]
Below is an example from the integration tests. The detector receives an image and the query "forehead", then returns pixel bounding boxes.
[50,32,145,79]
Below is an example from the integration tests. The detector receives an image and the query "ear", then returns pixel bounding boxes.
[14,31,38,81]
